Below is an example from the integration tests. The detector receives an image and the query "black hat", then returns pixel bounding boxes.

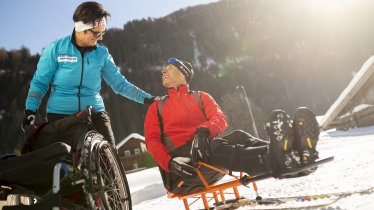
[167,58,194,82]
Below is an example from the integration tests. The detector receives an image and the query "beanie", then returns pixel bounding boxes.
[167,58,194,83]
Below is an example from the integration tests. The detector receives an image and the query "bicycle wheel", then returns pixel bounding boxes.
[81,131,132,210]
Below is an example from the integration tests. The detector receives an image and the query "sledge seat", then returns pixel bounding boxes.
[166,161,260,210]
[167,156,335,210]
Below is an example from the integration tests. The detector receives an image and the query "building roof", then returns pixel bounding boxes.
[116,133,145,149]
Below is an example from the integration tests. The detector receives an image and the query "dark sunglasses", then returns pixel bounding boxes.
[88,29,106,38]
[169,58,183,64]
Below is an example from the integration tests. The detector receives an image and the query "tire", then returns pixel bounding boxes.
[81,131,132,210]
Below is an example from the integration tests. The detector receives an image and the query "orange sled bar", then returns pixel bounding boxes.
[167,156,335,209]
[167,161,260,210]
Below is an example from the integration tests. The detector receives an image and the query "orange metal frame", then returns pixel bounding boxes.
[167,161,259,210]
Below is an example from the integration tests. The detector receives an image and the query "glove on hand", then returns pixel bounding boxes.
[22,110,36,129]
[144,96,162,105]
[190,127,211,166]
[169,157,197,179]
[74,106,96,132]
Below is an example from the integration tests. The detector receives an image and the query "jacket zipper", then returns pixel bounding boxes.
[78,53,85,112]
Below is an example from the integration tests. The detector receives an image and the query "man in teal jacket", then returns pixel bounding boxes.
[23,2,154,145]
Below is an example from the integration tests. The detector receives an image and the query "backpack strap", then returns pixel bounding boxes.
[189,90,206,119]
[157,95,175,151]
[157,95,169,117]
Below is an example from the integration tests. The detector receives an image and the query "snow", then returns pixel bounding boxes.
[315,115,324,124]
[338,111,350,119]
[127,126,374,209]
[352,104,373,113]
[191,32,202,68]
[116,133,145,149]
[206,57,217,67]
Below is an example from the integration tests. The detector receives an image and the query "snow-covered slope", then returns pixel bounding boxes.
[127,126,374,209]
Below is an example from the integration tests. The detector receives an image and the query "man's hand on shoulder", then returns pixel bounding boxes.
[144,96,162,105]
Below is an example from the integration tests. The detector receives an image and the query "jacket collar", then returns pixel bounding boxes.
[167,85,190,97]
[70,29,97,55]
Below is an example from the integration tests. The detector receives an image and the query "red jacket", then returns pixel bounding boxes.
[144,85,228,171]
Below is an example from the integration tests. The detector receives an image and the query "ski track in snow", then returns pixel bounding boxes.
[127,126,374,210]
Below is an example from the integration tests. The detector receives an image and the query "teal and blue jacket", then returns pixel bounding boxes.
[26,34,151,114]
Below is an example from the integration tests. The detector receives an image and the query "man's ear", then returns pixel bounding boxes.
[178,71,188,85]
[179,76,188,86]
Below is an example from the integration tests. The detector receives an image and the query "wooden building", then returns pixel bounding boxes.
[116,133,147,172]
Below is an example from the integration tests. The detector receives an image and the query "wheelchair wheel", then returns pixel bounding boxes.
[81,131,132,210]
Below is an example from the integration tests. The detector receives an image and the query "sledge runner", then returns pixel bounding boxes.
[144,58,322,195]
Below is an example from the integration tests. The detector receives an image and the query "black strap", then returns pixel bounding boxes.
[189,90,206,119]
[157,95,169,117]
[158,165,172,190]
[229,144,244,176]
[157,95,175,150]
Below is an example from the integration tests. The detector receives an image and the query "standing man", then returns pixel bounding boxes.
[23,2,155,145]
[144,58,320,194]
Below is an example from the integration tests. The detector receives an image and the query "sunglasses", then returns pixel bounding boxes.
[88,29,106,38]
[167,58,180,64]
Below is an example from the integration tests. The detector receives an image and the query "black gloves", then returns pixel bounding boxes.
[169,128,211,178]
[22,110,36,129]
[144,96,162,105]
[190,127,211,166]
[144,97,155,105]
[169,157,197,179]
[75,106,94,125]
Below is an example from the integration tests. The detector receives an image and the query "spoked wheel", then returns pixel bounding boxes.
[81,131,132,210]
[95,140,131,210]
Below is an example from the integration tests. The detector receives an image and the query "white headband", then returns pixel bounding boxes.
[74,17,106,32]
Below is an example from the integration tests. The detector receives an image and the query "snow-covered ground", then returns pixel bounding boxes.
[127,126,374,209]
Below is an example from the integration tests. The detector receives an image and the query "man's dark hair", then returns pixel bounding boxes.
[73,1,111,24]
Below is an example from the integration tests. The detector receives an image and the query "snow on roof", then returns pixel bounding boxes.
[116,133,145,149]
[352,104,373,113]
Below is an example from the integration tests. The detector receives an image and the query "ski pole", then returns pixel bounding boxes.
[236,85,259,138]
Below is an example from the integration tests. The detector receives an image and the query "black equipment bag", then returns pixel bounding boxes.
[22,109,93,154]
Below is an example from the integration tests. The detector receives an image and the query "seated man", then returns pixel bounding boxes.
[144,58,320,194]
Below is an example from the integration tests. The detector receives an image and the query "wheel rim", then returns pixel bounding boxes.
[81,131,131,210]
[96,141,129,210]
